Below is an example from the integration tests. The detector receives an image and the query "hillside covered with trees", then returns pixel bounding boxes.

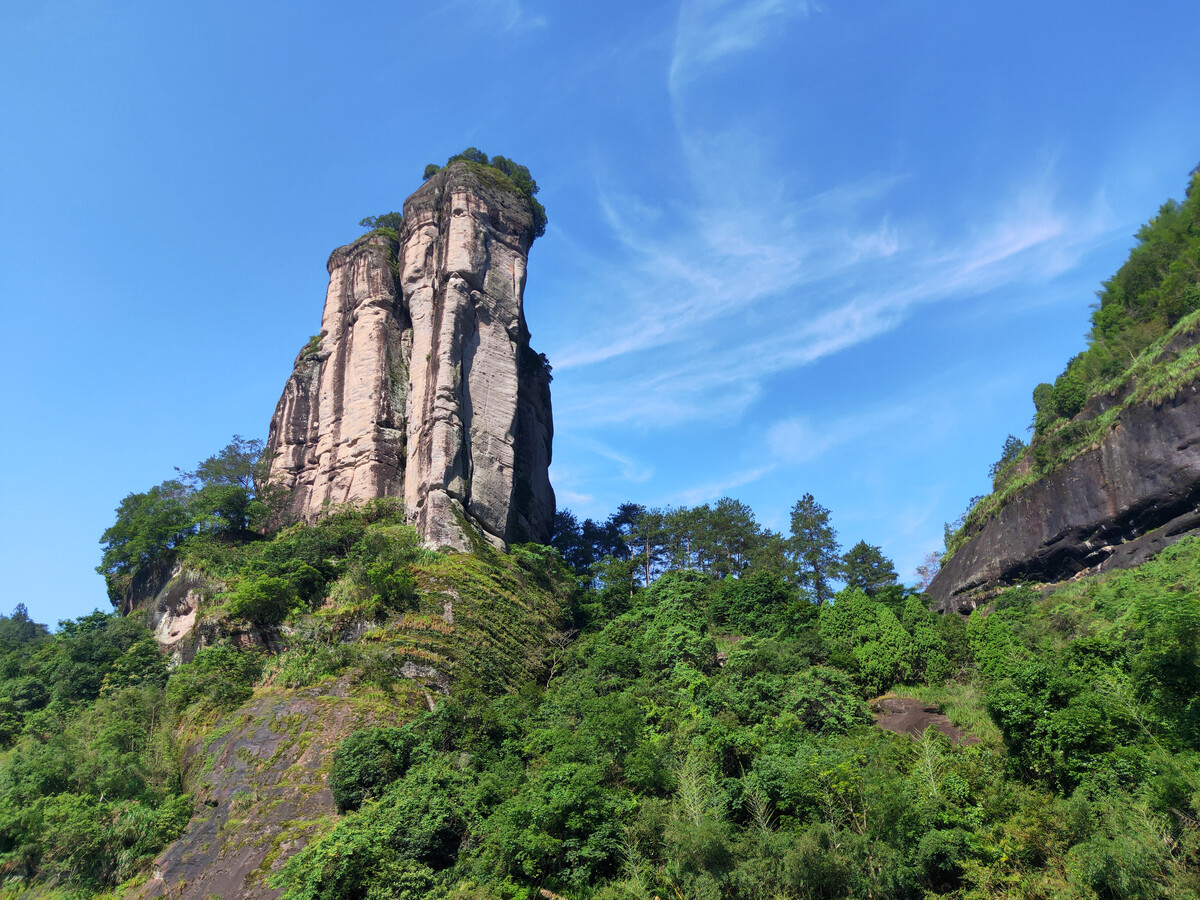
[4,166,1200,900]
[1,438,1198,897]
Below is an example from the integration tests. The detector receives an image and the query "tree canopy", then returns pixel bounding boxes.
[97,436,269,606]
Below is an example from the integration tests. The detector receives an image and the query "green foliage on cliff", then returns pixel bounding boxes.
[424,148,548,240]
[263,528,1200,899]
[2,477,579,895]
[8,480,1200,897]
[945,168,1200,560]
[359,211,403,232]
[96,436,271,607]
[1040,169,1200,432]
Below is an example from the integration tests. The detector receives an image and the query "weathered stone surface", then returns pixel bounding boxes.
[146,564,205,662]
[265,230,409,523]
[928,382,1200,612]
[264,163,554,549]
[125,678,413,900]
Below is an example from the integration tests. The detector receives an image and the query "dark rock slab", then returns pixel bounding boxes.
[126,678,413,900]
[929,383,1200,613]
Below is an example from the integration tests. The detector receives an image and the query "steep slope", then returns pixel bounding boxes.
[265,161,554,551]
[119,515,574,900]
[930,372,1200,612]
[930,172,1200,611]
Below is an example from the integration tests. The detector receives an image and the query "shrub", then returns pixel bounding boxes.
[711,571,794,635]
[224,575,298,626]
[1052,368,1088,419]
[165,644,262,712]
[819,589,917,695]
[329,727,417,813]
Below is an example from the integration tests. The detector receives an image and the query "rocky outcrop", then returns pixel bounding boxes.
[126,677,408,900]
[928,383,1200,613]
[264,163,554,550]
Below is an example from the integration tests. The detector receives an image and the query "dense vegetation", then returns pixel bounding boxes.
[0,606,189,892]
[1035,169,1200,434]
[9,162,1200,895]
[3,431,1200,898]
[944,167,1200,560]
[2,468,573,897]
[268,519,1200,900]
[95,436,275,609]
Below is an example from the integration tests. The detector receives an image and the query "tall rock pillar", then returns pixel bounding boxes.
[264,162,554,550]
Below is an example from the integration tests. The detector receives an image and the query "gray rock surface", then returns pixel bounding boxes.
[126,678,406,900]
[928,382,1200,612]
[264,163,554,549]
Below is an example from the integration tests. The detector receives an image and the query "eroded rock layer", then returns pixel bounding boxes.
[265,163,554,549]
[928,383,1200,613]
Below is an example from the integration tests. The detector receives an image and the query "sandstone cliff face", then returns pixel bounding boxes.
[928,383,1200,612]
[265,163,554,549]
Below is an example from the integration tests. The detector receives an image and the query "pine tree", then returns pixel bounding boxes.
[787,493,841,604]
[841,540,898,597]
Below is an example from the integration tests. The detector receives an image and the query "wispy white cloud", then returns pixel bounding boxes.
[544,2,1115,434]
[765,401,919,468]
[447,0,547,33]
[669,0,814,95]
[555,487,595,507]
[551,165,1110,432]
[657,398,929,508]
[671,463,778,506]
[577,438,655,483]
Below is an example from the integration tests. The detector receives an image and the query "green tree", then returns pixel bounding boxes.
[840,541,898,597]
[181,435,262,490]
[787,494,841,604]
[704,497,762,578]
[359,212,403,232]
[550,509,590,575]
[1032,382,1057,433]
[178,435,265,533]
[96,480,194,605]
[988,433,1026,483]
[819,588,917,695]
[329,727,416,812]
[1051,367,1087,420]
[710,570,795,635]
[624,504,669,587]
[224,575,298,627]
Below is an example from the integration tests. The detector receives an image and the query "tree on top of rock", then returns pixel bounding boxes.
[422,148,547,240]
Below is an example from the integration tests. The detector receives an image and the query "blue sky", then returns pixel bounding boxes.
[3,0,1198,625]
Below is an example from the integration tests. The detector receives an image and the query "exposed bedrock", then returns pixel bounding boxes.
[928,383,1200,613]
[264,163,554,549]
